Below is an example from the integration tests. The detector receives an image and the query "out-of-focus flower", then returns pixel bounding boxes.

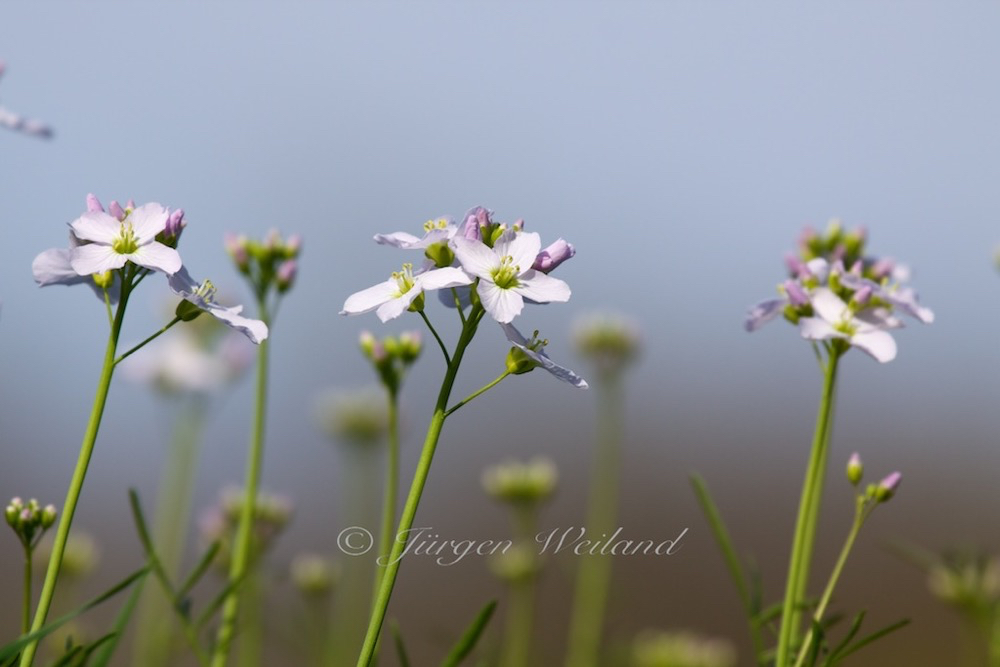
[169,267,269,344]
[573,312,642,376]
[34,532,99,579]
[482,458,558,504]
[631,630,736,667]
[502,323,588,388]
[340,263,472,323]
[314,387,388,446]
[374,217,457,250]
[798,287,899,363]
[199,486,292,568]
[453,230,571,323]
[0,61,53,139]
[290,553,338,596]
[489,543,540,583]
[927,552,1000,609]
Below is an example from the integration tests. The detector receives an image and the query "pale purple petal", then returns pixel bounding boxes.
[438,284,473,309]
[375,288,421,323]
[851,329,897,363]
[495,230,541,275]
[167,265,200,295]
[70,244,126,275]
[128,204,169,243]
[810,288,850,324]
[532,238,575,273]
[33,248,86,286]
[798,316,842,342]
[373,231,422,248]
[452,237,499,280]
[479,282,524,323]
[340,279,399,316]
[204,303,269,344]
[513,271,571,304]
[70,212,120,244]
[744,298,787,332]
[129,242,182,275]
[85,194,104,213]
[415,266,473,291]
[500,323,588,388]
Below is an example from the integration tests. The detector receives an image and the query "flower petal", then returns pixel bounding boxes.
[438,284,473,309]
[500,323,588,388]
[851,329,897,363]
[496,230,541,275]
[129,242,182,275]
[205,303,269,344]
[373,231,422,248]
[375,288,420,322]
[415,266,473,291]
[167,265,201,296]
[744,298,787,332]
[70,211,120,244]
[798,316,842,342]
[513,270,571,304]
[128,203,169,243]
[70,243,127,275]
[479,282,523,323]
[810,287,850,324]
[340,279,398,315]
[452,237,498,280]
[33,248,85,286]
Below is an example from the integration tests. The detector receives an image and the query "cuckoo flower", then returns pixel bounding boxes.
[838,270,934,324]
[798,287,898,363]
[340,263,472,323]
[502,323,588,388]
[453,230,570,323]
[374,217,457,249]
[69,203,182,276]
[169,267,269,344]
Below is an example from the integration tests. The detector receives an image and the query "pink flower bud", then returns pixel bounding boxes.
[165,208,186,239]
[532,238,575,273]
[875,471,902,502]
[784,280,808,306]
[276,260,297,292]
[109,201,126,221]
[853,285,873,306]
[85,193,104,213]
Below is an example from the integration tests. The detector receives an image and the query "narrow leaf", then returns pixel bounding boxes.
[690,474,752,611]
[439,600,497,667]
[90,574,148,667]
[390,620,412,667]
[828,618,910,663]
[177,541,222,600]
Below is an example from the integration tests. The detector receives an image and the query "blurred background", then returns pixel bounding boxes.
[2,3,999,665]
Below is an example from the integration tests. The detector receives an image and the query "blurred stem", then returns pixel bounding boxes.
[565,371,624,667]
[355,306,485,667]
[501,506,539,667]
[19,266,134,667]
[238,572,263,667]
[211,299,271,667]
[775,349,841,667]
[132,401,208,667]
[21,544,32,635]
[368,388,401,666]
[793,498,874,667]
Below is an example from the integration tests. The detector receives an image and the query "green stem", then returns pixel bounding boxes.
[419,310,451,366]
[565,372,624,667]
[355,307,485,667]
[210,302,271,667]
[444,370,510,418]
[19,271,134,667]
[115,316,182,366]
[22,544,32,636]
[501,507,538,667]
[237,572,263,667]
[775,350,841,667]
[451,288,467,325]
[792,500,873,667]
[373,391,401,604]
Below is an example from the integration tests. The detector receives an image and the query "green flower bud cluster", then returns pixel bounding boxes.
[799,218,867,270]
[489,543,540,583]
[482,458,558,505]
[315,387,389,446]
[33,532,99,579]
[5,497,57,550]
[927,551,1000,609]
[201,487,293,568]
[290,553,338,596]
[631,630,736,667]
[226,229,301,297]
[359,330,422,395]
[573,313,641,376]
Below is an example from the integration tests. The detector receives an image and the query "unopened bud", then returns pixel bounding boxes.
[874,471,902,502]
[92,271,115,290]
[276,260,297,293]
[85,193,104,213]
[846,452,863,485]
[109,201,126,221]
[532,238,575,273]
[40,505,57,529]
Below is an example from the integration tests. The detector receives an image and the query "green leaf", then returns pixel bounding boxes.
[0,567,148,663]
[826,618,910,664]
[89,575,146,667]
[390,620,412,667]
[439,600,497,667]
[803,618,825,667]
[690,474,752,611]
[823,611,866,667]
[51,632,116,667]
[177,541,222,601]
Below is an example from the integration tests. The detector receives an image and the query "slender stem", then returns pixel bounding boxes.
[115,316,183,366]
[445,370,511,418]
[419,310,452,366]
[565,372,624,667]
[501,506,538,667]
[793,501,873,667]
[451,288,467,325]
[19,272,134,667]
[373,390,401,602]
[355,307,484,667]
[21,544,32,635]
[104,286,114,330]
[210,302,271,667]
[775,350,841,667]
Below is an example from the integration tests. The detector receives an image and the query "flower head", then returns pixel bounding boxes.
[69,203,182,276]
[168,267,269,344]
[340,263,472,323]
[502,323,588,388]
[482,458,558,504]
[799,288,899,363]
[453,230,570,323]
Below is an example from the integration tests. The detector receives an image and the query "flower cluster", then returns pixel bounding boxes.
[33,194,268,343]
[199,486,293,568]
[482,458,559,505]
[314,387,389,446]
[359,330,422,394]
[342,207,585,386]
[5,497,57,550]
[745,220,934,363]
[0,61,53,139]
[225,230,301,295]
[630,630,736,667]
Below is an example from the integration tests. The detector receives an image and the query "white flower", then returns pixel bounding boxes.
[123,329,252,394]
[168,267,269,344]
[32,233,120,302]
[69,204,182,276]
[340,263,472,323]
[373,217,457,249]
[502,323,588,388]
[798,288,899,363]
[453,231,570,324]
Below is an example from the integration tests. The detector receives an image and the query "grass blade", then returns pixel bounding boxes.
[439,600,497,667]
